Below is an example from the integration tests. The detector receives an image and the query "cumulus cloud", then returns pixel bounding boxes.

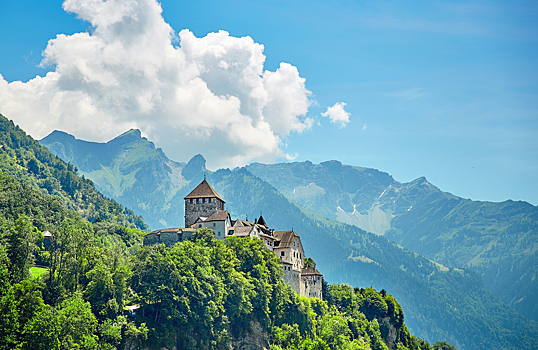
[321,102,350,128]
[0,0,313,168]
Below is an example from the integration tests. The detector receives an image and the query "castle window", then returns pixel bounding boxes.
[281,251,285,256]
[196,198,199,204]
[213,223,216,226]
[218,232,221,235]
[202,198,205,203]
[208,198,212,203]
[190,199,193,204]
[198,224,202,228]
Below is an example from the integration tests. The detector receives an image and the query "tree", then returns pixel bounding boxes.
[6,215,41,283]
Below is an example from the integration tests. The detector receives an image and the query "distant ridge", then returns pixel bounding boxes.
[40,128,538,349]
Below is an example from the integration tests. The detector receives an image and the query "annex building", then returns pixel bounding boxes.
[144,179,323,299]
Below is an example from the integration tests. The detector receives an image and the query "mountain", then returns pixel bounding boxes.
[2,118,436,350]
[0,116,146,230]
[245,161,538,322]
[41,129,206,229]
[208,168,538,350]
[40,129,538,349]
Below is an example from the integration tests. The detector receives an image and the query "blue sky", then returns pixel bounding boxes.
[1,0,537,205]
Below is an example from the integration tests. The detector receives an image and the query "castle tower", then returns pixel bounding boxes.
[184,179,225,227]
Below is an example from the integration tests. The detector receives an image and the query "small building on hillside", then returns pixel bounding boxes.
[144,178,323,299]
[191,209,232,240]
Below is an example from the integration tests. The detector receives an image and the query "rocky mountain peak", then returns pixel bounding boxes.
[182,154,206,180]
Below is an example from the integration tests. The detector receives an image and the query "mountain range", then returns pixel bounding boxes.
[39,127,538,350]
[245,161,538,322]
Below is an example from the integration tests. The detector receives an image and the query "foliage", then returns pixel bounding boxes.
[0,115,147,230]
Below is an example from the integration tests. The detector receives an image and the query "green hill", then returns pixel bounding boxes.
[0,116,146,230]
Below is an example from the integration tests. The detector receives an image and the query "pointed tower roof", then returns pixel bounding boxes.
[184,179,225,202]
[257,215,268,228]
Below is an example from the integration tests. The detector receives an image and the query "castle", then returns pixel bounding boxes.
[144,178,323,299]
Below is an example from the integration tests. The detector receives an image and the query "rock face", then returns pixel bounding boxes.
[230,321,269,350]
[183,154,206,180]
[380,316,398,350]
[123,321,268,350]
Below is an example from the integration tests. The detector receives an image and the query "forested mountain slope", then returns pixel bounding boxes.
[41,129,201,229]
[246,161,538,322]
[0,118,445,350]
[0,116,146,230]
[206,168,538,350]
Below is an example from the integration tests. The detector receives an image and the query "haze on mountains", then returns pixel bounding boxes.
[40,127,538,350]
[3,115,447,350]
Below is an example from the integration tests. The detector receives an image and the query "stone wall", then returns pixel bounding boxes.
[282,266,301,295]
[143,231,183,247]
[300,274,323,299]
[184,198,224,227]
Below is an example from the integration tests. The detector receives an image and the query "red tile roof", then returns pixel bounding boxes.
[184,179,225,202]
[205,210,230,222]
[301,266,323,276]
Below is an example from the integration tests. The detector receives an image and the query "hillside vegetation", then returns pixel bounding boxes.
[0,116,147,230]
[0,153,435,350]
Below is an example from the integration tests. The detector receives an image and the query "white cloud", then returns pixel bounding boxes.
[321,102,350,128]
[0,0,313,169]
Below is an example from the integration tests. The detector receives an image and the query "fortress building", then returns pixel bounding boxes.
[144,179,324,299]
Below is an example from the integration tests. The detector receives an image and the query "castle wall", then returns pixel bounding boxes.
[199,220,228,240]
[185,198,224,227]
[282,264,301,295]
[143,231,182,247]
[300,274,323,299]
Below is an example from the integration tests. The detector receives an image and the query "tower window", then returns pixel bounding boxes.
[213,223,216,226]
[281,251,285,256]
